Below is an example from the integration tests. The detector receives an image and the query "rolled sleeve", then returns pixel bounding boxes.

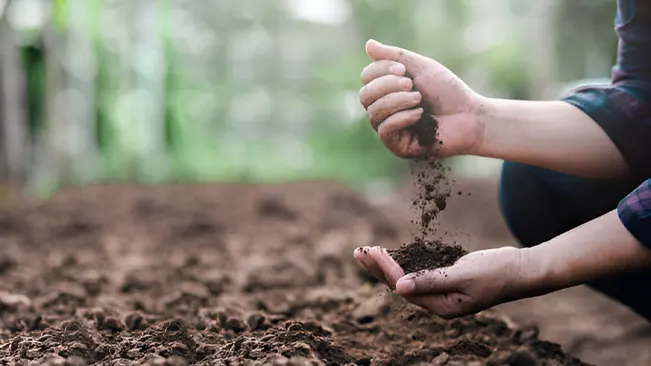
[561,86,651,180]
[618,179,651,248]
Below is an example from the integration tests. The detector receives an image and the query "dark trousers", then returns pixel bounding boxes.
[499,161,651,321]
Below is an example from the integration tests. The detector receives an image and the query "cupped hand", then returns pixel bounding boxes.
[359,39,485,159]
[353,245,528,319]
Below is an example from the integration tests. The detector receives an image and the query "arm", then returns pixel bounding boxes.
[518,208,651,299]
[521,178,651,296]
[476,98,629,180]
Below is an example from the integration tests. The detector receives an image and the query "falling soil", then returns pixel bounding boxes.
[388,237,467,275]
[0,183,590,365]
[409,158,452,239]
[400,72,463,276]
[402,72,453,240]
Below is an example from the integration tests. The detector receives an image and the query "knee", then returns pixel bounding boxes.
[498,161,559,247]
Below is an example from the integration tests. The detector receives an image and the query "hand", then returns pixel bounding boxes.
[353,246,529,319]
[359,39,485,159]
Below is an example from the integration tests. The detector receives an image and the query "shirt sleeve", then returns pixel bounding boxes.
[561,85,651,181]
[618,179,651,248]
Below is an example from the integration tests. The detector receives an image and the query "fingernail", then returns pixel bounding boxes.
[400,78,412,89]
[390,64,405,74]
[410,92,421,101]
[397,279,415,294]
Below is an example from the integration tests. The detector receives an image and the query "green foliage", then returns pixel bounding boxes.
[9,0,619,195]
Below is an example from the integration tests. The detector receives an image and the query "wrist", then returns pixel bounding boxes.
[470,95,497,157]
[508,246,559,300]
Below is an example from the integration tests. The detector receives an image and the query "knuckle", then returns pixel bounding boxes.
[358,87,369,107]
[367,107,378,123]
[369,103,388,123]
[379,128,393,145]
[360,64,373,83]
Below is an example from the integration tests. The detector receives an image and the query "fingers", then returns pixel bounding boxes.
[365,39,425,73]
[367,92,422,129]
[395,267,461,296]
[376,109,425,159]
[353,246,404,290]
[376,108,424,144]
[368,247,405,285]
[361,60,406,85]
[360,75,413,109]
[353,247,390,287]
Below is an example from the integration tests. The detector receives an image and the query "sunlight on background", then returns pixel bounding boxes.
[286,0,351,25]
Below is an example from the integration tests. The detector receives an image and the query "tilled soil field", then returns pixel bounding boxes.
[0,182,593,365]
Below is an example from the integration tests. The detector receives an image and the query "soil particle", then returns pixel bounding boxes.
[504,348,541,366]
[223,316,249,333]
[448,338,492,358]
[258,196,298,221]
[409,158,452,240]
[388,237,467,274]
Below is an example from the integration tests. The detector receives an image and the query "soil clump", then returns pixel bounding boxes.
[388,237,467,275]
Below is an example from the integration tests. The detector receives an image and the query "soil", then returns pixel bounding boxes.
[388,238,467,275]
[404,71,440,154]
[0,182,590,365]
[409,158,452,239]
[401,73,464,274]
[407,113,438,148]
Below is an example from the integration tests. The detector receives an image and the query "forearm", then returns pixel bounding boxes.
[518,210,651,297]
[475,98,629,179]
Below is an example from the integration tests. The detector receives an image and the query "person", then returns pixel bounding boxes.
[354,0,651,322]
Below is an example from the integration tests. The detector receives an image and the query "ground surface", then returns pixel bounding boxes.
[0,180,645,365]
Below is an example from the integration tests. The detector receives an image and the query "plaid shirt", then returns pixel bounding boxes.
[561,0,651,247]
[619,180,651,247]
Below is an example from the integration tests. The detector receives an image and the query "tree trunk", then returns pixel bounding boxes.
[0,6,29,202]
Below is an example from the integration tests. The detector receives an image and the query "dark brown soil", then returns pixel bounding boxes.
[0,182,590,365]
[403,72,453,240]
[402,72,463,277]
[405,71,440,150]
[388,237,467,274]
[407,113,438,148]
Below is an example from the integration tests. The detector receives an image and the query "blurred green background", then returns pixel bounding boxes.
[0,0,618,198]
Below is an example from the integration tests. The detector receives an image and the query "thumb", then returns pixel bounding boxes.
[395,267,460,296]
[365,39,426,73]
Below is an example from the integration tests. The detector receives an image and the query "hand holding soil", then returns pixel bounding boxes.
[359,39,485,159]
[354,245,527,319]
